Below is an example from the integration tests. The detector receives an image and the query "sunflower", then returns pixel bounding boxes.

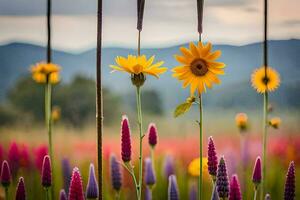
[269,117,281,129]
[188,157,208,177]
[172,42,225,95]
[235,113,248,131]
[31,62,61,84]
[251,67,280,93]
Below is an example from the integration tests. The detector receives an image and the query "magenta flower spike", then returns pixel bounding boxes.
[59,189,68,200]
[144,157,156,186]
[216,156,229,199]
[284,161,295,200]
[41,155,52,188]
[110,154,122,191]
[8,142,20,177]
[252,156,262,186]
[86,163,99,199]
[208,136,218,181]
[168,175,179,200]
[148,123,158,147]
[68,168,85,200]
[229,174,242,200]
[20,144,31,169]
[1,160,12,187]
[121,115,132,163]
[34,145,48,172]
[15,177,26,200]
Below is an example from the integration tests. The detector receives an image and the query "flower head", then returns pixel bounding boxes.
[59,189,68,200]
[144,157,156,186]
[52,106,61,122]
[121,115,132,163]
[229,174,242,200]
[41,155,52,188]
[86,163,99,199]
[172,42,225,95]
[216,156,229,199]
[269,117,281,129]
[19,144,31,169]
[34,145,48,172]
[284,161,295,200]
[31,62,61,84]
[68,168,85,200]
[207,136,218,180]
[1,160,12,187]
[8,142,20,177]
[188,157,208,177]
[15,177,26,200]
[168,175,179,200]
[110,154,122,191]
[235,113,248,132]
[251,67,280,93]
[148,123,158,147]
[61,158,72,194]
[163,155,175,178]
[252,156,262,186]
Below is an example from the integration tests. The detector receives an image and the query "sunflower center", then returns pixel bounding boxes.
[262,76,270,85]
[190,59,208,76]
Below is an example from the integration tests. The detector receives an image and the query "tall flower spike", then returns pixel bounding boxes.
[8,142,20,177]
[41,155,52,188]
[86,163,99,199]
[59,189,68,200]
[144,157,156,186]
[110,154,122,191]
[229,174,242,200]
[168,175,179,200]
[68,167,85,200]
[163,155,175,179]
[252,156,262,186]
[121,116,132,163]
[61,158,72,194]
[216,156,229,199]
[284,161,295,200]
[15,177,26,200]
[34,145,48,172]
[207,136,218,181]
[1,160,12,187]
[148,123,158,147]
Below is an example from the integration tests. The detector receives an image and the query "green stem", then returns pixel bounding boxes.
[45,81,55,199]
[198,94,203,200]
[45,188,50,200]
[4,187,8,200]
[122,163,139,199]
[115,191,120,200]
[261,92,268,200]
[136,86,143,200]
[254,186,258,200]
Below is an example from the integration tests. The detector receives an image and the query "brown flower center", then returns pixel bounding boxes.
[262,76,270,85]
[190,59,208,76]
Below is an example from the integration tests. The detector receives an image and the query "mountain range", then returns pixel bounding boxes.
[0,39,299,109]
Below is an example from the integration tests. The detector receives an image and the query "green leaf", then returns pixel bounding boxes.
[173,102,193,118]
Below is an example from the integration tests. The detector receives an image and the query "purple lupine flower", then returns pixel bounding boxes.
[8,142,20,177]
[61,158,72,194]
[59,189,68,200]
[1,160,11,187]
[15,177,26,200]
[41,155,52,188]
[68,167,85,200]
[121,115,131,162]
[216,156,229,199]
[168,175,179,200]
[110,154,122,191]
[144,157,156,186]
[145,187,152,200]
[163,155,175,179]
[284,161,295,200]
[86,163,99,199]
[189,184,197,200]
[208,136,218,180]
[229,174,242,200]
[265,194,271,200]
[252,156,262,186]
[148,123,158,147]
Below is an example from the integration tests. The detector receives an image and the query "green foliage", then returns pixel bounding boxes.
[0,104,17,125]
[6,75,121,127]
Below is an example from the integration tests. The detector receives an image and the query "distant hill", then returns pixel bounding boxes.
[0,39,299,109]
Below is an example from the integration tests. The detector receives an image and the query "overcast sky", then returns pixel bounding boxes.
[0,0,299,52]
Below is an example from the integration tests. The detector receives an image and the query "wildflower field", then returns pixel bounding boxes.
[0,0,299,200]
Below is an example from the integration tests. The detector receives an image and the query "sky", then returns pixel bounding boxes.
[0,0,299,52]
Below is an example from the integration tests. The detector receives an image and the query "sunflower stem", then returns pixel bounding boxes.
[136,86,143,200]
[138,30,141,56]
[198,94,203,200]
[261,91,268,200]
